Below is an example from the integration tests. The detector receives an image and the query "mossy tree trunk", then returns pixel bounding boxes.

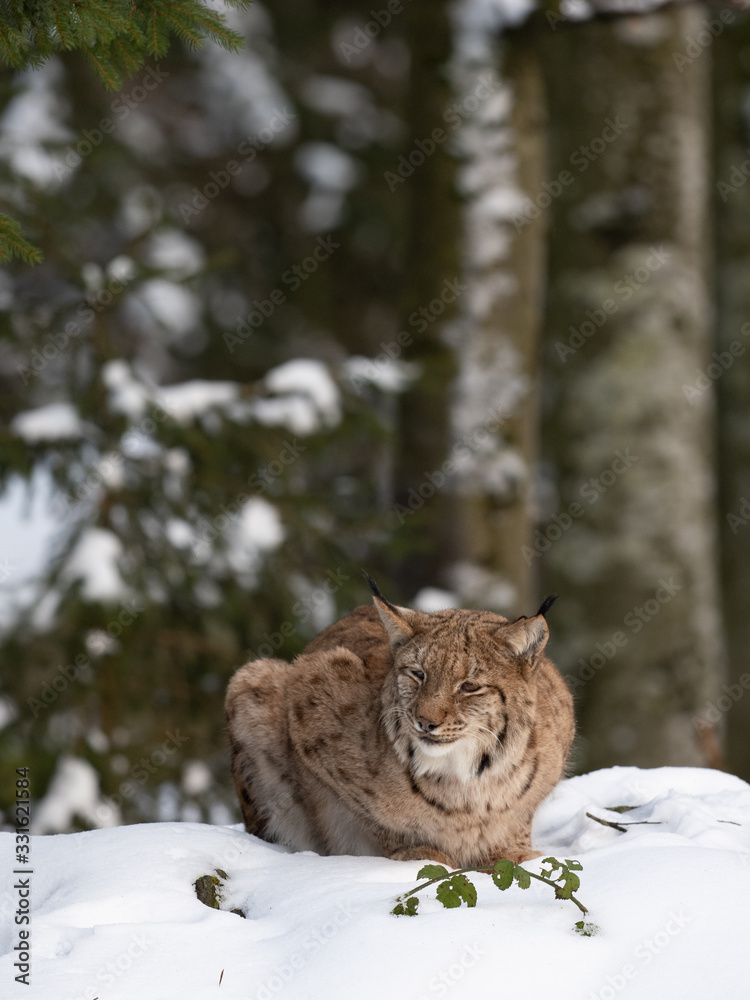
[539,5,725,769]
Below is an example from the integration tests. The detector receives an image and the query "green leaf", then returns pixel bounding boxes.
[435,874,477,909]
[392,896,419,916]
[435,880,462,908]
[553,870,581,899]
[417,864,450,881]
[574,920,599,937]
[491,859,514,890]
[539,857,562,880]
[513,865,531,889]
[455,875,477,908]
[564,859,583,871]
[607,805,639,813]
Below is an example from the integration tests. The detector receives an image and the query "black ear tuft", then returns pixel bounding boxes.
[362,570,399,612]
[362,569,383,599]
[536,594,559,619]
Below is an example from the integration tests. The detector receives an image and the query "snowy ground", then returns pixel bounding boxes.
[2,766,749,1000]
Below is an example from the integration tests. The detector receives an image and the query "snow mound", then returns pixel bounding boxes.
[2,766,749,998]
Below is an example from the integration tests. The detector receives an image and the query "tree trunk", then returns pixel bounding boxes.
[446,16,548,617]
[713,14,750,781]
[391,2,462,600]
[539,4,725,770]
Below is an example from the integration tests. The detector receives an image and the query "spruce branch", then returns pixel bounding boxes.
[0,0,250,266]
[0,215,43,265]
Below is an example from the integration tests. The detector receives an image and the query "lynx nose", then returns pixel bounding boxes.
[415,714,444,733]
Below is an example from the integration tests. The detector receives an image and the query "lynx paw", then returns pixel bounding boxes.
[491,846,541,865]
[390,846,458,868]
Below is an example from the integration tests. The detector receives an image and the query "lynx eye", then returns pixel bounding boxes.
[460,681,481,694]
[410,670,425,682]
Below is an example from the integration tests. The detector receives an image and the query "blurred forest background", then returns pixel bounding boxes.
[1,0,749,834]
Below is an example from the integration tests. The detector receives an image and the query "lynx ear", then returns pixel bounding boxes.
[363,571,415,647]
[501,614,549,667]
[373,597,416,647]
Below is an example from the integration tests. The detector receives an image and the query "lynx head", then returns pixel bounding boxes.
[370,580,556,781]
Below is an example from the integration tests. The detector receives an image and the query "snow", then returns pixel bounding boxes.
[451,0,536,61]
[259,359,341,432]
[62,527,129,603]
[157,380,239,425]
[142,229,206,279]
[294,143,359,191]
[0,696,17,730]
[294,143,359,229]
[343,355,420,394]
[196,3,296,150]
[412,587,459,612]
[3,766,749,998]
[0,60,71,188]
[102,361,151,421]
[559,0,689,19]
[0,469,62,621]
[30,757,121,835]
[165,518,195,550]
[137,279,203,337]
[225,498,285,585]
[102,358,342,435]
[11,402,84,443]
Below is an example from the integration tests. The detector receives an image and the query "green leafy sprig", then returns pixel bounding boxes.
[392,856,587,917]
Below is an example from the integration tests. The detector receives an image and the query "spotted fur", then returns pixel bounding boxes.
[225,593,575,868]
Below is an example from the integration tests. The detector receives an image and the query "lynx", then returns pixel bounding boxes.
[225,580,574,869]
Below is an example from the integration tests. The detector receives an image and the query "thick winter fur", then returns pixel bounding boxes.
[225,594,575,868]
